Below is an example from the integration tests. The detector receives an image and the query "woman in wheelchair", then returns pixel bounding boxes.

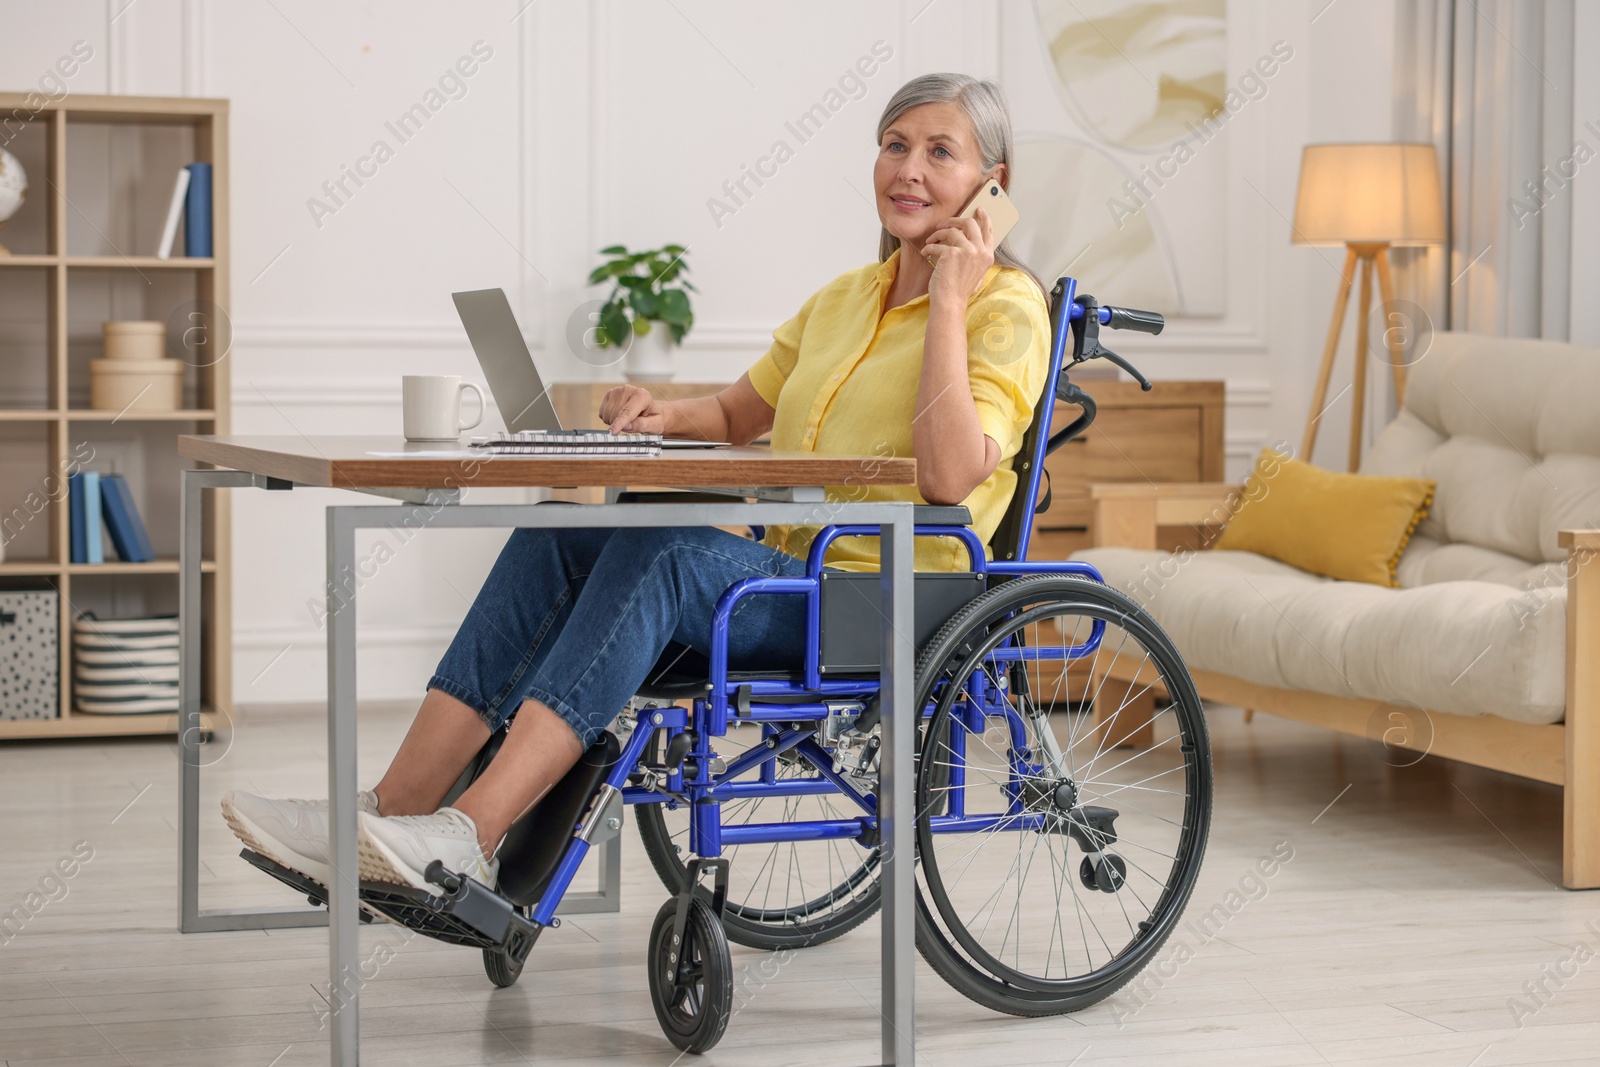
[221,72,1053,896]
[223,74,1210,1050]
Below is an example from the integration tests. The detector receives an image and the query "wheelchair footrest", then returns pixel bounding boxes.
[238,848,542,960]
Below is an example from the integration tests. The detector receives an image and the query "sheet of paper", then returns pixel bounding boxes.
[363,450,482,458]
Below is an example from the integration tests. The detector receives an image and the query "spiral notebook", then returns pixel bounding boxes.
[469,430,662,456]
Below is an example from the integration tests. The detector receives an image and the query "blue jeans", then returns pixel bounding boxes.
[428,525,815,747]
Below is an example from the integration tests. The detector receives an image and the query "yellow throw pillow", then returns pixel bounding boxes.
[1212,448,1434,587]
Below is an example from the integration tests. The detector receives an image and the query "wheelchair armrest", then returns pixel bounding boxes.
[914,505,972,526]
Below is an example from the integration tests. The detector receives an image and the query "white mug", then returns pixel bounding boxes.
[403,375,485,441]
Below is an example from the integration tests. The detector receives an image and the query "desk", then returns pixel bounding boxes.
[175,436,921,1067]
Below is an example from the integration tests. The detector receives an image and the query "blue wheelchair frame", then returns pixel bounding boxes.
[523,275,1126,931]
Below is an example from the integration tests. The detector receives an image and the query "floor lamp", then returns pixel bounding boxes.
[1292,143,1445,471]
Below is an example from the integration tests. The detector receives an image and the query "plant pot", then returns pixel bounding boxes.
[625,323,675,383]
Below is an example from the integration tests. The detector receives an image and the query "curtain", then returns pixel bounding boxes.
[1392,0,1574,339]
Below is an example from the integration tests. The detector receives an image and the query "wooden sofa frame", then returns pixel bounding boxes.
[1085,482,1599,891]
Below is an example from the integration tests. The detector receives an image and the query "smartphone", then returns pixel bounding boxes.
[924,177,1021,266]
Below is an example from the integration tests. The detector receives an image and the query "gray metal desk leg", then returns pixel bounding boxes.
[878,506,916,1065]
[180,469,328,933]
[326,505,362,1067]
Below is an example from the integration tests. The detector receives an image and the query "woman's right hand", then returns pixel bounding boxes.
[599,384,672,434]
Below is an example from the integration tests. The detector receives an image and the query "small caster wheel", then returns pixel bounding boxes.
[483,905,533,987]
[1079,854,1127,894]
[483,945,525,988]
[648,896,732,1054]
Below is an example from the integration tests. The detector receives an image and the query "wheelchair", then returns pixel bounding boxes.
[241,276,1212,1054]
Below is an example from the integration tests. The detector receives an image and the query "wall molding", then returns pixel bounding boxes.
[1226,378,1273,408]
[235,622,456,652]
[231,323,478,349]
[1225,429,1271,461]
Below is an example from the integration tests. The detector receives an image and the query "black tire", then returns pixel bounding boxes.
[482,901,532,987]
[635,721,883,951]
[909,574,1212,1016]
[482,944,525,988]
[647,896,732,1054]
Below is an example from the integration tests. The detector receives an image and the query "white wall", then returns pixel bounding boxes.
[4,0,1406,705]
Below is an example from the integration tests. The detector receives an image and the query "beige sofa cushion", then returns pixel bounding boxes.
[1073,546,1567,724]
[1361,332,1600,568]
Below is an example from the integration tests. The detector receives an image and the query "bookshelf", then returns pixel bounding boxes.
[0,94,230,740]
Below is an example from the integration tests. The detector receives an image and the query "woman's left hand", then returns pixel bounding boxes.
[922,205,995,308]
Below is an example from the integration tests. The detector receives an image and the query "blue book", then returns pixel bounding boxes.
[100,474,155,563]
[83,471,103,564]
[69,473,87,563]
[183,162,212,258]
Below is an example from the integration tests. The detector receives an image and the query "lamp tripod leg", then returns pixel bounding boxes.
[1301,246,1360,462]
[1350,254,1374,472]
[1374,247,1407,408]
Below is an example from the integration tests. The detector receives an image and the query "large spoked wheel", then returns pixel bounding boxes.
[911,573,1212,1016]
[636,720,883,950]
[647,896,733,1054]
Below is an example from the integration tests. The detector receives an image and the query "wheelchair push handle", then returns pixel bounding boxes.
[1101,305,1165,335]
[1066,300,1166,335]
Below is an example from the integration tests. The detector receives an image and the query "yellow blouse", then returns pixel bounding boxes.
[746,245,1052,573]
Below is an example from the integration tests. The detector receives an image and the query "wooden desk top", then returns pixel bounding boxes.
[178,436,917,491]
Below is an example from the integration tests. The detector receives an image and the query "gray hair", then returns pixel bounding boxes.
[874,73,1048,302]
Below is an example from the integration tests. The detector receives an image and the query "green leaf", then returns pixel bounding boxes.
[634,317,653,336]
[617,275,648,290]
[586,264,613,285]
[680,279,698,293]
[662,244,686,255]
[599,244,628,255]
[669,321,686,345]
[598,302,631,349]
[658,288,691,325]
[630,288,660,319]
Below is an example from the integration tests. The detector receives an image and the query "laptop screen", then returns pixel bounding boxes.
[452,288,563,434]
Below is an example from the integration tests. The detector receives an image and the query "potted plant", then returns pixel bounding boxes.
[586,243,695,382]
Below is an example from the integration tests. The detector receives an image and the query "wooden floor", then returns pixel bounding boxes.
[1,699,1597,1067]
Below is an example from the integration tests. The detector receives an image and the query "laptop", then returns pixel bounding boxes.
[451,288,728,448]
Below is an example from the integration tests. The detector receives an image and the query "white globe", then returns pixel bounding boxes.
[0,149,28,223]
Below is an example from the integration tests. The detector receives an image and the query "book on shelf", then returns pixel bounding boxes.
[84,471,103,564]
[99,474,154,563]
[68,471,104,564]
[183,162,212,258]
[70,473,86,563]
[155,166,191,259]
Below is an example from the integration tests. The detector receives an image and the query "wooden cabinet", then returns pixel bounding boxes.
[1028,379,1225,560]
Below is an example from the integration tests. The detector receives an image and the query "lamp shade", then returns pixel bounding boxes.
[1291,143,1445,245]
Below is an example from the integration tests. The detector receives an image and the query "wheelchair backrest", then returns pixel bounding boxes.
[988,276,1078,563]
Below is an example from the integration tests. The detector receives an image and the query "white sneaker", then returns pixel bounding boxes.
[357,807,498,894]
[222,790,379,885]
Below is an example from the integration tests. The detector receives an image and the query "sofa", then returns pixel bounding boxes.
[1073,331,1600,889]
